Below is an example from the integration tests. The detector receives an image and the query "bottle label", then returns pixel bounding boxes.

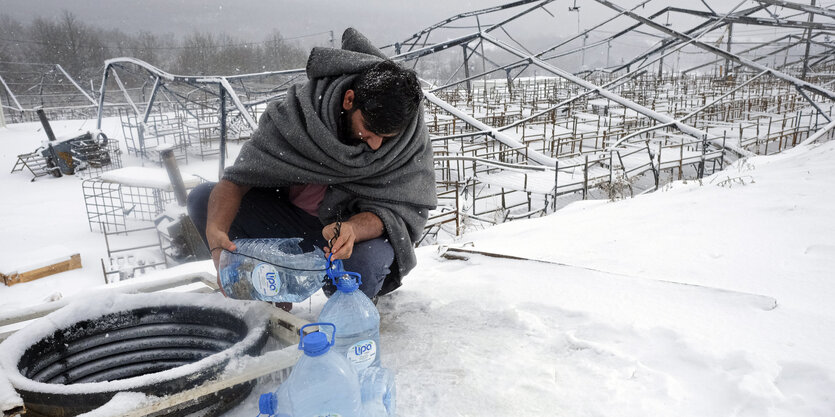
[251,263,280,297]
[347,339,376,370]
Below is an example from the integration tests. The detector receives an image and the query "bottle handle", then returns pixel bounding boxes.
[326,254,363,285]
[298,323,336,350]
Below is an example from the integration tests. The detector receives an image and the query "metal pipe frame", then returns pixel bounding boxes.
[0,74,24,111]
[381,0,547,52]
[755,0,835,19]
[683,34,798,74]
[38,0,834,194]
[604,5,769,74]
[664,6,835,31]
[389,2,761,164]
[1,63,99,113]
[396,1,793,163]
[96,57,291,131]
[480,33,719,142]
[594,0,835,102]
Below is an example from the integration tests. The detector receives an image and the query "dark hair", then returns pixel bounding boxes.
[352,60,422,135]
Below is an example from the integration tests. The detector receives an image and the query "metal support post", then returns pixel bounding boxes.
[219,84,228,181]
[0,96,6,128]
[801,0,816,80]
[96,65,111,129]
[505,68,514,98]
[161,148,188,206]
[462,45,473,99]
[725,23,733,78]
[141,77,162,125]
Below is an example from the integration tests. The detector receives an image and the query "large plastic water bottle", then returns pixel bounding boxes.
[317,258,382,371]
[260,323,362,417]
[359,366,397,417]
[218,238,327,303]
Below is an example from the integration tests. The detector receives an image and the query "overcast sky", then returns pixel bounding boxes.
[0,1,534,45]
[0,0,823,67]
[0,0,718,46]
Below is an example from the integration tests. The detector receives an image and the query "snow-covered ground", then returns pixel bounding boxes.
[1,118,834,416]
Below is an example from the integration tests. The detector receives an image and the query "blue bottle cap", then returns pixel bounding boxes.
[326,256,363,291]
[301,331,331,356]
[335,274,360,293]
[259,392,277,415]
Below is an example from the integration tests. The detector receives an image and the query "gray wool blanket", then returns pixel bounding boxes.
[223,28,437,293]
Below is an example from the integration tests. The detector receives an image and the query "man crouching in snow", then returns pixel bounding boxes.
[187,28,436,306]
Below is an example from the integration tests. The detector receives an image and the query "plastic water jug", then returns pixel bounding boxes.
[218,238,327,303]
[260,323,362,417]
[317,258,381,371]
[359,366,397,417]
[258,367,397,417]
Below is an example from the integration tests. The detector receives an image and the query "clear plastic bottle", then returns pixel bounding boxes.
[260,323,362,417]
[317,260,382,371]
[218,238,327,303]
[359,366,397,417]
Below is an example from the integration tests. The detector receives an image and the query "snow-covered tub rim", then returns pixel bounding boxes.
[0,292,270,396]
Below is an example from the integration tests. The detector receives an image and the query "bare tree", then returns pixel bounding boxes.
[26,11,108,80]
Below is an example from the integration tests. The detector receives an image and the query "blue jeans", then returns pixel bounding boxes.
[187,182,394,298]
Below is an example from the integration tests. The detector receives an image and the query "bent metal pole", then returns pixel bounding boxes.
[479,33,753,157]
[423,90,558,167]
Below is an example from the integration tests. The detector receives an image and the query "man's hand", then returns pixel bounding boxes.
[323,221,356,260]
[322,212,384,260]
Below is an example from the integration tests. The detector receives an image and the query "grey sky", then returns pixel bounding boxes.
[0,0,725,46]
[0,0,824,66]
[0,0,534,46]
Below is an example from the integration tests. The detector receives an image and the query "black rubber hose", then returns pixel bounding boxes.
[42,348,216,383]
[30,335,232,382]
[20,309,243,376]
[72,360,194,384]
[28,330,234,380]
[12,304,269,417]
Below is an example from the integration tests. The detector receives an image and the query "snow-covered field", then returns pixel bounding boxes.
[1,118,834,416]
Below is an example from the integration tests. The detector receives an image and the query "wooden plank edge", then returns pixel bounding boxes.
[118,345,301,417]
[3,254,82,286]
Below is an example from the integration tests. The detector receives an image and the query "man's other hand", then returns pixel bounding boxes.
[207,228,236,296]
[208,228,237,269]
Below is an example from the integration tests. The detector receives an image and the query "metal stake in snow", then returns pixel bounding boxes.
[161,147,188,206]
[0,96,6,129]
[160,147,212,261]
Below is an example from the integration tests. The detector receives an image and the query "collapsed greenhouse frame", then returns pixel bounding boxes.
[3,0,834,235]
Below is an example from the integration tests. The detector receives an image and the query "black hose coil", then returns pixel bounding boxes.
[1,295,270,417]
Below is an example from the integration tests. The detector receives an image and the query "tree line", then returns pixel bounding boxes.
[0,11,309,87]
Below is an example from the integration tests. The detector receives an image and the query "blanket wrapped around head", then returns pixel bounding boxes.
[223,28,437,293]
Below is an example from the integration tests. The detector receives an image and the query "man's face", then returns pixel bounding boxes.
[347,108,398,151]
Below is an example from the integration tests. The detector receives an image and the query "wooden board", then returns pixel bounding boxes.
[1,254,81,286]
